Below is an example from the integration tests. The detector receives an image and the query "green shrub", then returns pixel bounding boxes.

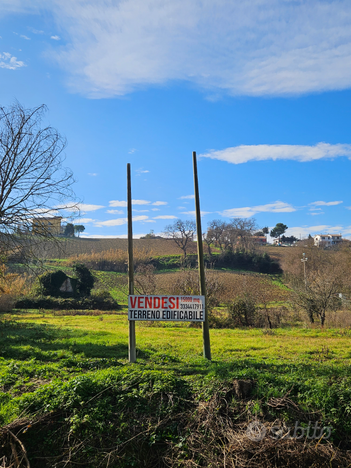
[15,294,118,311]
[38,270,78,297]
[73,263,95,296]
[226,293,258,327]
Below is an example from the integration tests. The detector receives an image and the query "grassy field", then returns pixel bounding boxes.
[1,310,351,466]
[2,240,351,466]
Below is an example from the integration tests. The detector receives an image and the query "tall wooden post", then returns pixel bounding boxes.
[193,151,211,360]
[127,163,136,363]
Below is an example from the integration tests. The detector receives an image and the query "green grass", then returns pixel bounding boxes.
[1,311,351,466]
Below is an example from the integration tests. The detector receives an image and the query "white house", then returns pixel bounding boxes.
[313,234,342,248]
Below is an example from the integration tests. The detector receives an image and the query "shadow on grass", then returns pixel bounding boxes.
[0,320,129,361]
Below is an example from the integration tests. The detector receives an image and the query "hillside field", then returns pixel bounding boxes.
[2,239,351,466]
[31,236,198,259]
[1,311,351,467]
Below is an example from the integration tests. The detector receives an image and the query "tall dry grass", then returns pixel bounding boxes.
[0,264,30,312]
[67,248,156,272]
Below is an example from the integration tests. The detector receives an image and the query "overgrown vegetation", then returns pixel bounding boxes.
[67,248,281,274]
[0,315,351,467]
[2,239,351,466]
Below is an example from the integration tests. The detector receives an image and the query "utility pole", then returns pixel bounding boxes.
[193,151,211,360]
[127,163,136,363]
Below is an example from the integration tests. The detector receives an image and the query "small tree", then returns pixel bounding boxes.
[290,270,342,326]
[64,223,75,237]
[141,229,156,239]
[74,225,85,237]
[281,235,298,244]
[262,226,269,242]
[270,223,288,242]
[286,247,344,326]
[73,263,95,296]
[164,219,196,258]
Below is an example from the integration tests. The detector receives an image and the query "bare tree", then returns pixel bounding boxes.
[206,220,227,251]
[205,218,257,252]
[0,102,77,261]
[164,219,196,258]
[286,247,345,326]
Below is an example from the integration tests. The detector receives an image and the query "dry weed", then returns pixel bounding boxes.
[0,264,30,312]
[67,247,155,272]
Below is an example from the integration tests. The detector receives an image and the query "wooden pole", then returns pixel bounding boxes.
[193,151,211,360]
[127,163,136,363]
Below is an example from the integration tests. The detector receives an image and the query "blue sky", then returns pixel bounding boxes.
[1,0,351,240]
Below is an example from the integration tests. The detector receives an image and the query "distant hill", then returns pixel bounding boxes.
[29,237,198,259]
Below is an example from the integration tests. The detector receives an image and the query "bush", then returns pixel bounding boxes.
[39,270,77,297]
[226,293,258,327]
[73,263,95,296]
[211,250,281,273]
[0,294,15,312]
[15,293,118,311]
[38,264,95,298]
[0,264,30,312]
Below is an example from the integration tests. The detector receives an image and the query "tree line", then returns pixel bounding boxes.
[163,219,293,257]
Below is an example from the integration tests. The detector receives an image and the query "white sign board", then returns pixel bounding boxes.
[128,295,205,322]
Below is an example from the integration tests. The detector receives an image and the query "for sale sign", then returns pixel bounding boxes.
[128,295,205,322]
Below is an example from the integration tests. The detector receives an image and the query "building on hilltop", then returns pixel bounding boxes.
[252,236,267,245]
[32,216,62,236]
[313,234,342,248]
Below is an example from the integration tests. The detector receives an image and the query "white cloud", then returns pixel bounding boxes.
[181,211,211,217]
[153,215,177,219]
[106,209,124,214]
[20,34,30,40]
[136,168,149,176]
[28,27,44,34]
[95,218,127,227]
[179,195,195,200]
[109,199,150,207]
[94,215,148,227]
[0,52,25,70]
[30,207,60,217]
[109,200,127,207]
[4,1,351,98]
[51,35,60,40]
[286,225,351,239]
[73,218,94,224]
[151,208,160,211]
[76,203,104,212]
[128,148,136,154]
[88,172,98,176]
[12,0,346,97]
[152,201,167,206]
[133,209,149,213]
[309,200,343,206]
[133,215,150,222]
[308,212,324,216]
[201,144,351,165]
[221,201,296,218]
